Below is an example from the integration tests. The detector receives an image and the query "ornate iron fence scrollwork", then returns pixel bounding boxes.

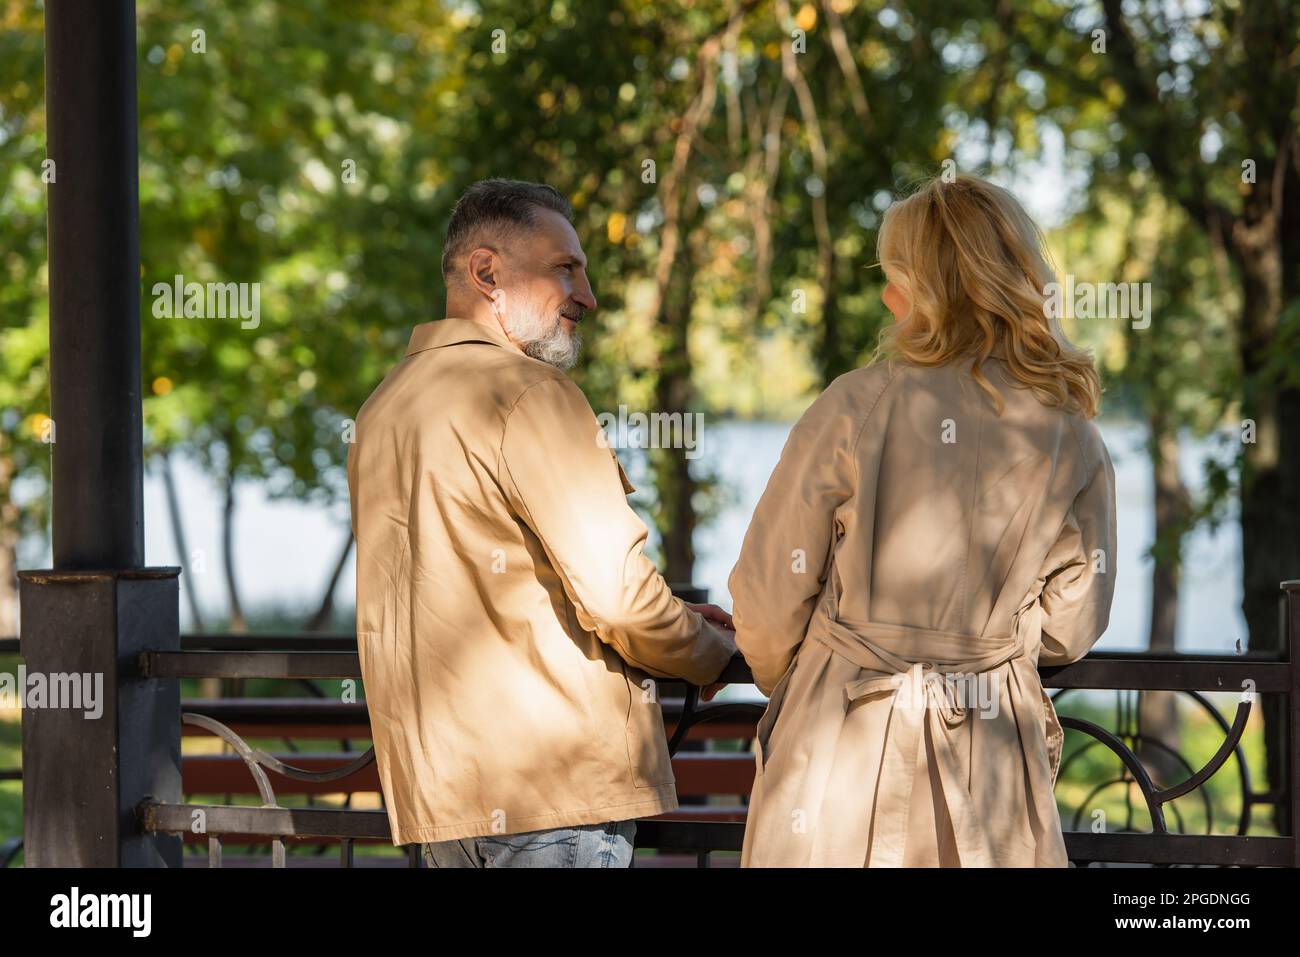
[178,712,380,868]
[125,588,1300,868]
[1052,688,1256,864]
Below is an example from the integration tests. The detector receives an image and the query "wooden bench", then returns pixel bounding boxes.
[179,695,758,866]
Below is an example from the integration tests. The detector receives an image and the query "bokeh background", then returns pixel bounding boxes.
[3,0,1299,852]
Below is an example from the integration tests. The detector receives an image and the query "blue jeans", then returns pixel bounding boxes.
[420,819,637,868]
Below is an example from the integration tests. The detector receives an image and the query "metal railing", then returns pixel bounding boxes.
[5,584,1300,867]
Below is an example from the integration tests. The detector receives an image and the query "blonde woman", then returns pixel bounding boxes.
[729,174,1117,867]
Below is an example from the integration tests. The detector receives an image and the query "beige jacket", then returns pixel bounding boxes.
[347,317,735,846]
[729,354,1116,867]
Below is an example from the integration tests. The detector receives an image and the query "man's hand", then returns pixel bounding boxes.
[687,602,733,630]
[687,603,734,701]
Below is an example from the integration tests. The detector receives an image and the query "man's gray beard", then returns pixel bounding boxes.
[509,312,581,370]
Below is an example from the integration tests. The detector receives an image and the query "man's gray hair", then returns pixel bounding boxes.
[441,179,574,284]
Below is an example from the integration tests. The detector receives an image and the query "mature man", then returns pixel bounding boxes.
[347,179,737,868]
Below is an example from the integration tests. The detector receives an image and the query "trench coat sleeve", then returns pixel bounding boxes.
[1037,426,1118,666]
[728,376,863,695]
[499,376,736,686]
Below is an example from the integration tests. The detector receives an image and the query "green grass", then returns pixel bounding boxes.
[0,667,21,866]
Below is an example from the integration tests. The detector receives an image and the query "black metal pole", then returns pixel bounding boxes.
[45,0,144,569]
[19,0,181,867]
[1286,581,1300,865]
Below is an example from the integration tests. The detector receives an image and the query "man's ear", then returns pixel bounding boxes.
[466,247,499,299]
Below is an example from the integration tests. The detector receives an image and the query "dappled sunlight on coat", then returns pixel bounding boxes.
[730,354,1116,867]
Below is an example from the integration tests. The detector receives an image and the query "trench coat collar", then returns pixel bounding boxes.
[405,316,518,357]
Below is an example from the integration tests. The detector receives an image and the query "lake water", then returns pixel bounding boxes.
[686,419,1245,658]
[122,419,1245,659]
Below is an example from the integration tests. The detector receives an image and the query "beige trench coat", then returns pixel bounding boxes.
[729,354,1116,867]
[347,317,735,846]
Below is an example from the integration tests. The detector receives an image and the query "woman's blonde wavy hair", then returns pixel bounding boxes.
[873,174,1102,418]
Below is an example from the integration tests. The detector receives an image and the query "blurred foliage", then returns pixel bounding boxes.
[3,0,1299,859]
[1,0,1296,600]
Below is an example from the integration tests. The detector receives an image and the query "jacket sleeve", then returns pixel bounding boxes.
[499,376,735,686]
[727,376,862,695]
[1037,427,1118,667]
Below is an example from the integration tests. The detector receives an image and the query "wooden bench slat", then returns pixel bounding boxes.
[180,698,760,743]
[182,751,756,797]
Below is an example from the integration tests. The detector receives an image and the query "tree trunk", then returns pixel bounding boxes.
[653,239,699,586]
[220,471,246,699]
[1072,0,1300,836]
[1138,418,1190,785]
[0,534,16,639]
[1232,201,1297,836]
[306,529,354,632]
[0,449,18,639]
[160,450,220,697]
[817,270,846,386]
[160,450,206,633]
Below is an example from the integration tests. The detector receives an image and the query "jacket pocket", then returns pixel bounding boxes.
[754,654,799,774]
[622,661,675,788]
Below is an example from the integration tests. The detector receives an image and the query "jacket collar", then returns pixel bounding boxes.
[405,316,517,357]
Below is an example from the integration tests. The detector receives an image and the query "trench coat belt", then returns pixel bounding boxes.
[809,610,1027,867]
